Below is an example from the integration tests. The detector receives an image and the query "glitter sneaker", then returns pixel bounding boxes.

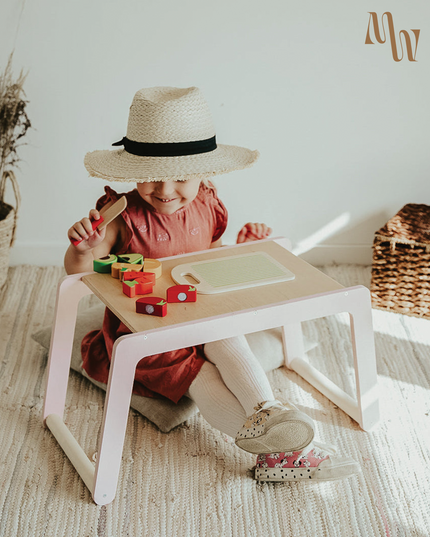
[235,400,315,454]
[254,442,361,482]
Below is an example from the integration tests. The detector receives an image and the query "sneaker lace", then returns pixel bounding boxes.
[296,441,337,463]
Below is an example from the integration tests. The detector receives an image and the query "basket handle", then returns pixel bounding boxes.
[0,170,21,246]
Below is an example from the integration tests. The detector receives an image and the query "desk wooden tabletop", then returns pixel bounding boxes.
[81,239,343,334]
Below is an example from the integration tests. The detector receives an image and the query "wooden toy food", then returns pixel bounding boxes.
[166,285,197,303]
[70,197,127,246]
[122,272,156,298]
[118,253,144,265]
[93,254,118,273]
[136,297,167,317]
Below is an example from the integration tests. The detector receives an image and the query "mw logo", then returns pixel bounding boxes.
[365,12,420,62]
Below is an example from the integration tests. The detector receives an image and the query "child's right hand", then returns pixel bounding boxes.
[68,209,106,250]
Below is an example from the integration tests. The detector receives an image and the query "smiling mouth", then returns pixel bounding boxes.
[156,198,176,203]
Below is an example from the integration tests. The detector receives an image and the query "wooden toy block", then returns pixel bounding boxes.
[143,258,162,279]
[119,268,134,282]
[122,279,154,298]
[120,269,140,282]
[166,285,197,303]
[111,263,143,279]
[122,280,138,298]
[70,196,127,246]
[93,254,118,273]
[117,253,144,265]
[122,272,156,297]
[120,268,156,283]
[135,280,154,295]
[136,297,167,317]
[123,271,156,285]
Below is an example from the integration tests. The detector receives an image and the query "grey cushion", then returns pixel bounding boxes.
[33,304,311,432]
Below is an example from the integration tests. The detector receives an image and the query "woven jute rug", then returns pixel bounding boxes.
[1,265,429,537]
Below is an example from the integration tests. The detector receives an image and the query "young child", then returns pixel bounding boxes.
[65,86,360,482]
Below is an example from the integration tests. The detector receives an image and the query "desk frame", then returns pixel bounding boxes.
[43,238,378,505]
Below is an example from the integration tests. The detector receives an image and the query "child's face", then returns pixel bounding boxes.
[136,177,202,215]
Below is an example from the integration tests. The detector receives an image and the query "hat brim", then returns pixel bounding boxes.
[84,144,259,182]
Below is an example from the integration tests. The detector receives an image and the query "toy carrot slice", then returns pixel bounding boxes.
[70,196,127,246]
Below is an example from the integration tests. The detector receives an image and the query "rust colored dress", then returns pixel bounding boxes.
[81,183,228,403]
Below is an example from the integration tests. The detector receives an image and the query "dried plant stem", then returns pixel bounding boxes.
[0,52,31,180]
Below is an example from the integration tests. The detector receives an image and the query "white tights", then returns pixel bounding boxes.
[186,335,275,438]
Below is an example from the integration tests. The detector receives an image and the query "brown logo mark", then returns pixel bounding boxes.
[365,12,420,62]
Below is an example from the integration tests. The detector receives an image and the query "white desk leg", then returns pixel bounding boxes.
[283,286,379,430]
[43,273,93,422]
[347,287,379,431]
[281,323,306,367]
[92,335,142,506]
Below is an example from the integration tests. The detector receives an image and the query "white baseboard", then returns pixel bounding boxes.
[7,242,373,267]
[9,242,66,266]
[297,244,373,266]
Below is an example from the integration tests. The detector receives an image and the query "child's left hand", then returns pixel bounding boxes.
[236,222,272,243]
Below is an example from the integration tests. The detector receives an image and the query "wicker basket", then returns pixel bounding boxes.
[0,170,21,290]
[370,204,430,319]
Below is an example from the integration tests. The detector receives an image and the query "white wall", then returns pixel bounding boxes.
[2,0,429,266]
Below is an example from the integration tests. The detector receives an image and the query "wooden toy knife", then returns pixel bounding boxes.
[70,196,127,246]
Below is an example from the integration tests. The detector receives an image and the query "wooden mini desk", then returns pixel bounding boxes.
[43,238,378,505]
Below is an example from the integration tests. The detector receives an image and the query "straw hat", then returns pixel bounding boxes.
[84,86,259,182]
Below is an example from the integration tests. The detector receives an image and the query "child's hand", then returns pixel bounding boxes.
[68,209,106,250]
[236,223,272,243]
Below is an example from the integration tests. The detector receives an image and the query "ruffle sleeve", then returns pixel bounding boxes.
[95,185,118,211]
[204,182,228,243]
[95,186,134,254]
